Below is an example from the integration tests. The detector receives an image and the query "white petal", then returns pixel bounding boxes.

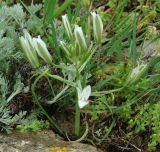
[78,99,89,109]
[77,85,91,109]
[37,36,48,50]
[81,85,91,100]
[77,87,82,101]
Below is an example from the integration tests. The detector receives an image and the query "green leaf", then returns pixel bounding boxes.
[54,0,72,17]
[44,0,57,23]
[129,14,137,65]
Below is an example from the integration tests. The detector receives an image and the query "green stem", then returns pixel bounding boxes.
[51,62,75,72]
[45,76,55,96]
[37,64,76,87]
[75,70,81,136]
[32,69,63,135]
[47,73,76,87]
[91,87,123,96]
[75,91,80,136]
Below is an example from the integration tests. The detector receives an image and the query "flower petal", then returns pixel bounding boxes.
[77,85,91,109]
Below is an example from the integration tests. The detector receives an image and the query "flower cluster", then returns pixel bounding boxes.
[20,30,52,68]
[60,12,103,108]
[19,12,103,109]
[60,12,103,69]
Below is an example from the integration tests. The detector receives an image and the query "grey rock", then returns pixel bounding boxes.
[0,130,102,152]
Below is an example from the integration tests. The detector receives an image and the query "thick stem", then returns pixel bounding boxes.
[75,69,81,136]
[75,92,80,136]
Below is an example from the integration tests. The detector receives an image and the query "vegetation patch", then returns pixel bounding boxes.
[0,0,160,151]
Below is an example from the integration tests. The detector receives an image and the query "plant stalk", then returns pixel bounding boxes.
[75,91,80,136]
[32,69,63,135]
[75,69,81,136]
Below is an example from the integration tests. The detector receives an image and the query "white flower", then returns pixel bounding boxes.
[33,36,52,65]
[62,14,73,40]
[19,30,39,68]
[74,25,87,51]
[77,85,91,109]
[91,12,103,43]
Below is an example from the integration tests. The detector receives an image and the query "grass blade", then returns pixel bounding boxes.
[54,0,72,17]
[44,0,57,23]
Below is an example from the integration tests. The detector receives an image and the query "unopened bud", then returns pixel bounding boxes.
[20,30,39,68]
[33,36,52,65]
[62,14,73,40]
[127,63,148,84]
[91,12,103,43]
[74,25,87,51]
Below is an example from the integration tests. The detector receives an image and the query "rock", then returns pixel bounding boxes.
[0,130,102,152]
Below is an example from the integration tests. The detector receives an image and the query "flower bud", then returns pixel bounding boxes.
[77,85,91,109]
[20,30,39,68]
[127,63,148,84]
[60,41,71,57]
[33,36,52,65]
[62,14,73,40]
[74,25,87,51]
[91,12,103,43]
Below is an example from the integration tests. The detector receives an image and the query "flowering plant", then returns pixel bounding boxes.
[20,12,103,136]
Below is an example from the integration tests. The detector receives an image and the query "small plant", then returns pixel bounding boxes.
[0,74,27,133]
[1,0,160,151]
[19,12,104,136]
[16,112,50,133]
[0,2,44,133]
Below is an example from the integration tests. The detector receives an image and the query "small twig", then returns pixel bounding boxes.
[129,143,142,152]
[121,138,142,152]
